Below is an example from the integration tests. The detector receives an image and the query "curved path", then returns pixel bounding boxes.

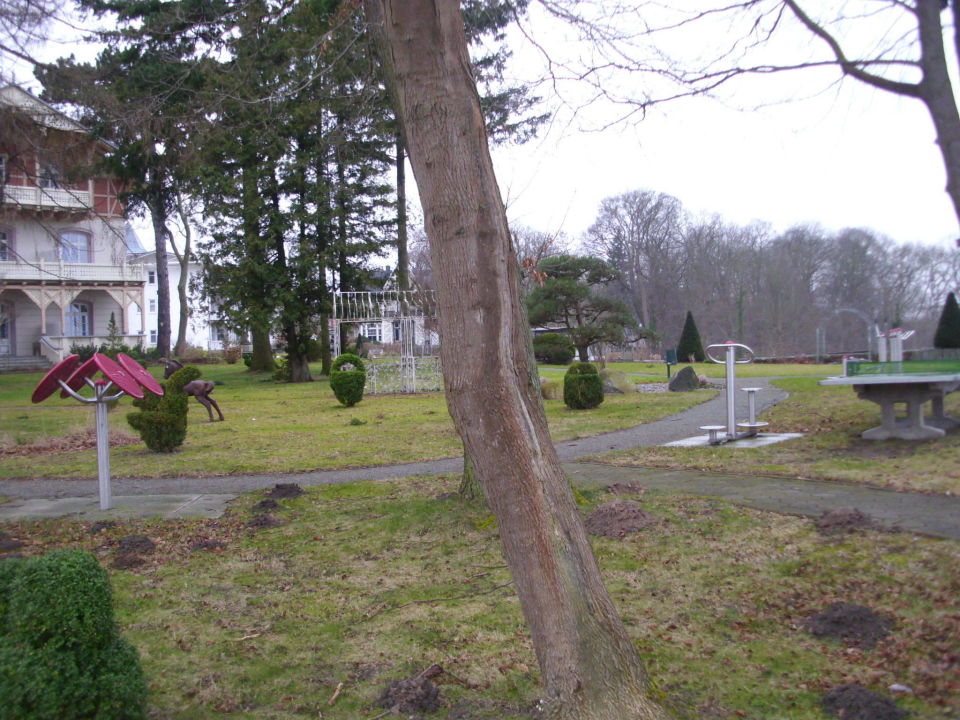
[3,378,960,540]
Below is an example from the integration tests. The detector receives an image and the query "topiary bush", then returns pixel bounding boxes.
[563,361,604,409]
[532,332,575,365]
[677,310,706,363]
[0,550,147,720]
[934,291,960,349]
[126,365,200,452]
[330,353,366,407]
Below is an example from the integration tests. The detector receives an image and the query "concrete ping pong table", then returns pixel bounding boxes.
[820,360,960,440]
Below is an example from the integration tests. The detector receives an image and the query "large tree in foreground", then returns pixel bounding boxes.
[363,2,668,718]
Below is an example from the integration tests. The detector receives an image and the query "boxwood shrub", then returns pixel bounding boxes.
[0,550,147,719]
[126,365,199,452]
[330,353,366,407]
[563,361,604,409]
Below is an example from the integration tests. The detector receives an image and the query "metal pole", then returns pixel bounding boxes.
[725,345,737,439]
[94,381,112,510]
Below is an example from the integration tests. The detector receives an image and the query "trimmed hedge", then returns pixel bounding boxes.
[330,353,366,407]
[677,311,706,363]
[563,361,604,409]
[532,332,575,365]
[934,291,960,349]
[0,550,147,719]
[126,365,199,452]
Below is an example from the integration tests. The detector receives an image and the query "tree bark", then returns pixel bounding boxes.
[249,324,275,372]
[363,3,668,718]
[396,131,410,291]
[146,183,171,359]
[172,194,192,357]
[457,446,484,504]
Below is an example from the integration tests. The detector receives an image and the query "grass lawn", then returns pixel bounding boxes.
[0,362,712,480]
[3,475,956,719]
[540,362,840,379]
[592,377,960,495]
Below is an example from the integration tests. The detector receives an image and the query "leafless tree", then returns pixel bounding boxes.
[363,1,669,717]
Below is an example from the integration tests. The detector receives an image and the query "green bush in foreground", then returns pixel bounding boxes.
[532,332,575,365]
[0,550,147,719]
[126,365,200,452]
[330,353,366,407]
[563,361,604,409]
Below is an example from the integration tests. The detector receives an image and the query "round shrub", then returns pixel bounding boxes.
[6,550,114,653]
[533,332,575,365]
[563,361,604,410]
[0,550,147,719]
[330,353,366,407]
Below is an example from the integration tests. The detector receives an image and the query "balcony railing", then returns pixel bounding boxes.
[0,258,143,284]
[2,184,92,210]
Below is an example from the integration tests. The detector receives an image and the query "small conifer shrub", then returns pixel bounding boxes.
[677,311,706,363]
[0,550,147,719]
[563,361,604,409]
[330,353,366,407]
[126,365,200,452]
[933,291,960,349]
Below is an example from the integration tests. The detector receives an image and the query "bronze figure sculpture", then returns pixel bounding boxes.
[162,358,225,422]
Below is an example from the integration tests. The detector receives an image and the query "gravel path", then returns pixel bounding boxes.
[0,378,786,500]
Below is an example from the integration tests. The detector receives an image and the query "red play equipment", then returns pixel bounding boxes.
[32,353,164,510]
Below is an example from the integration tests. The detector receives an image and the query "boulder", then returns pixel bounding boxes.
[668,365,699,392]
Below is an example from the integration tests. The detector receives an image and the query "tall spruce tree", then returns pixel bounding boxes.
[677,311,706,362]
[934,291,960,349]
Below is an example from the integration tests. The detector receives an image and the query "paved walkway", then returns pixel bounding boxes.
[3,377,959,539]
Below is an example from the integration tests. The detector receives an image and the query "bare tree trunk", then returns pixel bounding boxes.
[249,324,275,372]
[146,185,171,359]
[396,132,410,291]
[172,193,192,356]
[364,3,668,718]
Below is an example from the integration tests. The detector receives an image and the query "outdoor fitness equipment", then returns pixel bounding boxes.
[31,352,164,510]
[700,342,767,445]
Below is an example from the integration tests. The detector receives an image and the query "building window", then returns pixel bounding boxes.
[211,325,225,342]
[0,302,10,354]
[0,230,9,261]
[362,322,382,343]
[392,320,402,343]
[148,299,157,313]
[147,270,155,284]
[60,232,90,263]
[0,156,6,183]
[66,302,91,337]
[149,329,157,344]
[38,164,61,189]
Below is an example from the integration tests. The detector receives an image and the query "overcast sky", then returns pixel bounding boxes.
[10,2,959,252]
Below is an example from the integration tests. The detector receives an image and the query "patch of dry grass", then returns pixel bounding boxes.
[2,476,956,719]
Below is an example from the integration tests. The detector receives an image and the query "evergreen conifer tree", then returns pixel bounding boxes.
[934,291,960,349]
[676,311,706,362]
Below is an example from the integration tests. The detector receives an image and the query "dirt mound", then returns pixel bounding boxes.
[267,483,305,499]
[815,508,885,535]
[821,684,907,720]
[253,498,280,512]
[585,501,659,539]
[1,428,139,456]
[111,554,145,569]
[249,513,284,529]
[0,539,24,553]
[189,539,226,552]
[803,602,893,649]
[377,675,441,714]
[607,482,646,496]
[118,534,156,554]
[88,520,117,535]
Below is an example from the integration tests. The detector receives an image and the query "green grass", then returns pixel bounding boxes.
[539,362,838,379]
[592,377,960,494]
[0,362,711,479]
[3,476,956,719]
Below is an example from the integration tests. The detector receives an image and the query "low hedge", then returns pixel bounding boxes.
[533,332,575,365]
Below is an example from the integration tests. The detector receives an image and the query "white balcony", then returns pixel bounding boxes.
[2,184,92,210]
[0,258,143,284]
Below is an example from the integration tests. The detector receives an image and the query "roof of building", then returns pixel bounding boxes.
[0,84,116,149]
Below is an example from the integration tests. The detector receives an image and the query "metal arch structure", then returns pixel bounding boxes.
[330,290,441,394]
[816,307,879,362]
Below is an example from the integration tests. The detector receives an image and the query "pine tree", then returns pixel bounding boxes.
[934,291,960,349]
[676,311,706,362]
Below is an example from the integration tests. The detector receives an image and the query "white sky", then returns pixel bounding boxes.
[8,2,960,251]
